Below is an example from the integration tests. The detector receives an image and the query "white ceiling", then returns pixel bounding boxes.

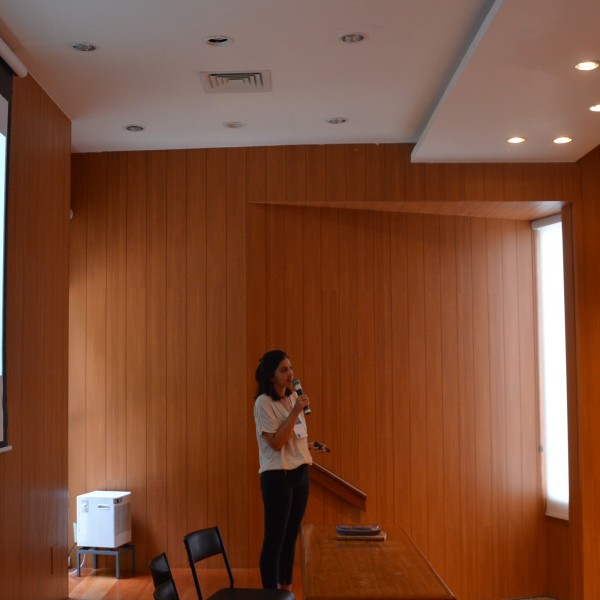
[0,0,599,162]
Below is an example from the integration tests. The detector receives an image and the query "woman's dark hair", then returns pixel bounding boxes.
[255,349,291,401]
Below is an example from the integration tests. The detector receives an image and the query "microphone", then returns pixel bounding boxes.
[292,379,311,415]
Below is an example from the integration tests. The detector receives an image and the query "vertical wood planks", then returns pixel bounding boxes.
[70,153,89,529]
[166,150,188,565]
[573,147,600,600]
[146,150,168,561]
[470,217,493,598]
[226,147,248,564]
[3,75,70,600]
[85,153,108,491]
[303,148,325,525]
[245,147,267,563]
[68,142,563,600]
[205,148,229,561]
[186,148,209,536]
[373,211,395,525]
[106,152,129,492]
[455,217,477,600]
[126,151,149,560]
[440,217,461,590]
[406,214,428,550]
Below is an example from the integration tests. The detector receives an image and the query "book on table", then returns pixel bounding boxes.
[336,524,381,537]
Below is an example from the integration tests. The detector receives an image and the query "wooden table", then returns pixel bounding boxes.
[300,524,456,600]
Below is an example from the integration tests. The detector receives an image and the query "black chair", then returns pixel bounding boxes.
[183,526,294,600]
[153,579,179,600]
[149,553,179,599]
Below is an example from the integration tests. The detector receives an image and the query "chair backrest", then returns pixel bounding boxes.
[183,526,235,600]
[153,578,179,600]
[148,552,174,589]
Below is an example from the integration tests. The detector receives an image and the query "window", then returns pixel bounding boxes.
[0,59,10,452]
[533,214,569,519]
[1,41,28,453]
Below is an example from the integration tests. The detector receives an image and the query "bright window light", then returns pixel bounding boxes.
[0,96,6,448]
[533,215,568,520]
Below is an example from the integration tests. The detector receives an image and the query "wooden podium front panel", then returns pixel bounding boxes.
[300,524,456,600]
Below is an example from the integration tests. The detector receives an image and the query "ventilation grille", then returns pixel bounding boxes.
[199,70,272,93]
[115,503,131,535]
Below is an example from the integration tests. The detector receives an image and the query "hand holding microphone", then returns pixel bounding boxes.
[292,378,311,415]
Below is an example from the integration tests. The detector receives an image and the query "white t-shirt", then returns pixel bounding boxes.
[254,393,312,473]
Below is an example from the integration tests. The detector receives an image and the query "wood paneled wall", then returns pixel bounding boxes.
[70,145,564,600]
[0,75,70,599]
[572,145,600,600]
[70,149,248,570]
[249,206,546,600]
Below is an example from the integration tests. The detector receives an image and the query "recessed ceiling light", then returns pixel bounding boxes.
[339,33,365,44]
[125,125,144,132]
[223,121,245,129]
[590,104,600,112]
[553,136,572,144]
[326,117,348,124]
[575,60,600,71]
[204,35,233,46]
[507,136,526,144]
[72,42,97,52]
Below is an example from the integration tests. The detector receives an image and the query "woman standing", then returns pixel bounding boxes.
[254,349,325,592]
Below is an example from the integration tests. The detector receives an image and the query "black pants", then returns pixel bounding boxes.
[259,464,310,589]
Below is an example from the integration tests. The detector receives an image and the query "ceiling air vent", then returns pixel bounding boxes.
[200,70,272,93]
